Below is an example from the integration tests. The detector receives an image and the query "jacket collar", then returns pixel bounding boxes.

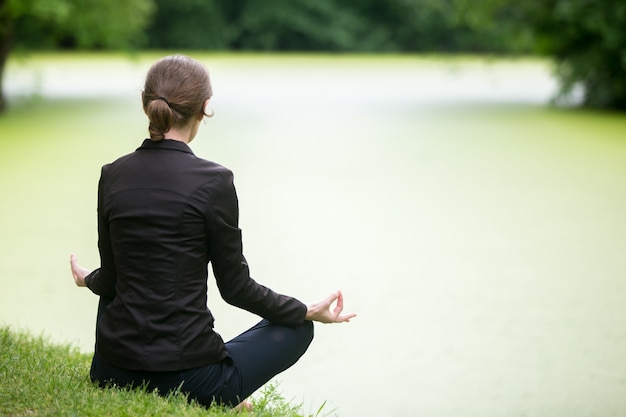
[138,139,194,154]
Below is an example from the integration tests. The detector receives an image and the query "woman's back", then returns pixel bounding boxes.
[97,139,232,371]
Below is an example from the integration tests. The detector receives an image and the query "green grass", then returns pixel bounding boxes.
[0,326,331,417]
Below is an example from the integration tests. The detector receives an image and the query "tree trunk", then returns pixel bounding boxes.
[0,11,14,113]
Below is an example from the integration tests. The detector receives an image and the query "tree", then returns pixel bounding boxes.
[145,0,229,50]
[460,0,626,110]
[0,0,154,111]
[224,0,382,51]
[526,0,626,109]
[141,0,504,53]
[214,0,506,52]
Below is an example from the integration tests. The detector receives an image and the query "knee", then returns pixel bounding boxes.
[300,320,314,347]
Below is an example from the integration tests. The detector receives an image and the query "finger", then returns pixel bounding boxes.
[336,312,357,323]
[324,290,340,307]
[333,291,344,314]
[70,254,88,286]
[70,260,77,278]
[70,255,79,278]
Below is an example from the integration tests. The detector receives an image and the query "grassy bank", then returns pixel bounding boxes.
[0,326,327,417]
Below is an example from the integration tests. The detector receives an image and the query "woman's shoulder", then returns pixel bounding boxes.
[192,156,233,179]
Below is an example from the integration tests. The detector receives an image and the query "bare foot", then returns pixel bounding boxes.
[234,400,252,412]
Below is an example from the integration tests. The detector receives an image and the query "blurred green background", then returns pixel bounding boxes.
[1,1,625,417]
[2,0,625,110]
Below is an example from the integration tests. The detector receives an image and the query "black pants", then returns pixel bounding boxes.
[90,297,314,407]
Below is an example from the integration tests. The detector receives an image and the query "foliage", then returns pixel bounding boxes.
[223,0,380,51]
[142,0,506,53]
[8,0,154,48]
[0,0,154,110]
[145,0,229,50]
[466,0,626,109]
[527,0,626,109]
[0,326,331,416]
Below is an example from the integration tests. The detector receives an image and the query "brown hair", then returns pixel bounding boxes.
[142,55,213,141]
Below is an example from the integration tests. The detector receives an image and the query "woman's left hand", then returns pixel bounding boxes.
[305,290,356,324]
[70,254,90,287]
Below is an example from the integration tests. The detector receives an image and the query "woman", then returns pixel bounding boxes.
[70,55,355,410]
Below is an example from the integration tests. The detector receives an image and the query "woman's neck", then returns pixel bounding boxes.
[164,118,201,144]
[163,126,192,143]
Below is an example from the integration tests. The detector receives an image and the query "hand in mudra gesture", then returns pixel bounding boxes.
[69,254,90,287]
[305,290,356,324]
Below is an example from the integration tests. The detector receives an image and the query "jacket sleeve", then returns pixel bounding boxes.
[207,169,307,325]
[85,167,117,298]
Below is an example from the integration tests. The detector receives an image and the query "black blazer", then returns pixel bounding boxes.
[85,139,306,371]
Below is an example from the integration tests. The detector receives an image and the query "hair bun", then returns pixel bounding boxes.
[146,98,173,140]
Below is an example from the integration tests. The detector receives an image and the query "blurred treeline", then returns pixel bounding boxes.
[2,0,626,110]
[13,0,527,53]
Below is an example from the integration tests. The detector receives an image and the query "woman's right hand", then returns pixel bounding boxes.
[305,290,356,324]
[70,254,90,287]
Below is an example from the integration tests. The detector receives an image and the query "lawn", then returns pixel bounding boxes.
[0,326,328,416]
